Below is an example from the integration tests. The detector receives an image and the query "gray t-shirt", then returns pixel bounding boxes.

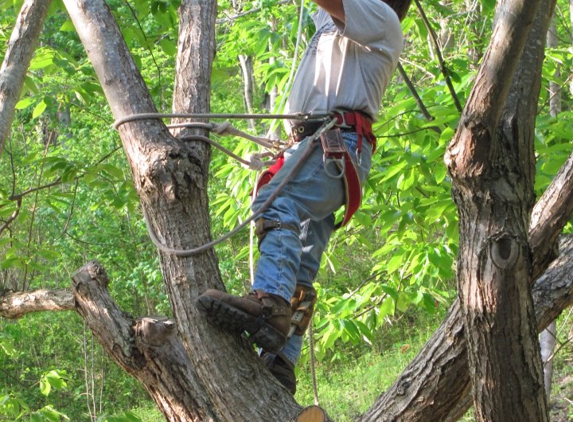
[285,0,403,124]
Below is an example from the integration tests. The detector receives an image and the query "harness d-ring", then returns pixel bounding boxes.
[323,156,345,179]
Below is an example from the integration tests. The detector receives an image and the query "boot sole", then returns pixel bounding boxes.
[195,295,287,352]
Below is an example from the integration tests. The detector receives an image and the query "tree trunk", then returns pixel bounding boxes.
[445,0,550,420]
[363,1,562,420]
[61,0,301,420]
[239,54,257,131]
[0,0,51,156]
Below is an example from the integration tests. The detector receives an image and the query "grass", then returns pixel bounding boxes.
[126,308,573,421]
[294,309,573,422]
[295,308,448,421]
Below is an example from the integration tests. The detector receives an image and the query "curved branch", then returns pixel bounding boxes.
[530,150,573,277]
[71,261,218,421]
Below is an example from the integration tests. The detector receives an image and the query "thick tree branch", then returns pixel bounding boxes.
[530,151,573,276]
[0,0,51,157]
[71,261,217,421]
[0,288,75,318]
[445,0,542,177]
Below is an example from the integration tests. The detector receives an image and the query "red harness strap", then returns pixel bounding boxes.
[254,155,284,195]
[332,111,376,228]
[333,149,362,228]
[334,110,377,153]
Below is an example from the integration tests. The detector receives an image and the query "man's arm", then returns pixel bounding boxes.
[312,0,345,23]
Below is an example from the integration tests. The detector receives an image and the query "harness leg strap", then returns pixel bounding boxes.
[255,218,300,244]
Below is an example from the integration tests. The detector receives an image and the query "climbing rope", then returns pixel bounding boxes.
[114,112,331,169]
[113,111,331,129]
[309,318,320,406]
[137,116,337,256]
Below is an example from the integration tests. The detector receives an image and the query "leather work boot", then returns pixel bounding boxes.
[196,289,292,352]
[261,352,297,395]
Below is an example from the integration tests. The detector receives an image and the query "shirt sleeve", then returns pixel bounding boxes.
[335,0,402,48]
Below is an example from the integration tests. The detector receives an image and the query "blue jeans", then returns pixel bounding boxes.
[251,131,372,363]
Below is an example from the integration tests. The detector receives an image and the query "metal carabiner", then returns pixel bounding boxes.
[323,155,345,179]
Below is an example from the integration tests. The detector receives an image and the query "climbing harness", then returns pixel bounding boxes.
[255,109,377,228]
[325,110,376,228]
[113,109,375,255]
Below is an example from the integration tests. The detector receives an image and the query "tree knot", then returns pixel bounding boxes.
[490,235,519,270]
[136,317,177,347]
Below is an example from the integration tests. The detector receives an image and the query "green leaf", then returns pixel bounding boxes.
[160,38,176,56]
[32,100,47,119]
[0,257,25,270]
[40,370,68,396]
[15,96,36,109]
[102,411,143,422]
[480,0,496,12]
[30,49,56,70]
[40,378,51,396]
[378,296,395,320]
[60,20,75,31]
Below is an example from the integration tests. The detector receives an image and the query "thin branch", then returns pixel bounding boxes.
[414,0,463,113]
[397,62,437,124]
[0,197,21,237]
[378,127,441,138]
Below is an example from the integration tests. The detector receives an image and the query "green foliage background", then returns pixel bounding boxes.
[0,0,572,420]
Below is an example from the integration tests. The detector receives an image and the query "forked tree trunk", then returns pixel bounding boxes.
[61,0,300,421]
[3,0,573,421]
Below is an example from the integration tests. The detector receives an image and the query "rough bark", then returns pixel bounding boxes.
[61,0,300,421]
[0,0,51,156]
[445,0,549,420]
[71,261,215,421]
[362,1,560,421]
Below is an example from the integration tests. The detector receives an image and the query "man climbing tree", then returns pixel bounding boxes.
[2,0,573,421]
[197,0,412,395]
